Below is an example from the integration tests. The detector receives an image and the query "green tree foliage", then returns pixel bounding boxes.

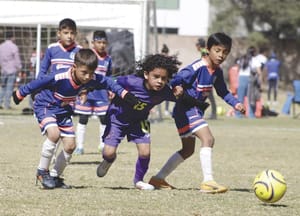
[210,0,300,41]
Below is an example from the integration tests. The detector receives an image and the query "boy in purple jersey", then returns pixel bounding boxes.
[149,32,246,193]
[96,54,183,190]
[74,31,112,154]
[12,49,138,189]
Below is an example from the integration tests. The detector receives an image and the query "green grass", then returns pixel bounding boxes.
[0,102,300,216]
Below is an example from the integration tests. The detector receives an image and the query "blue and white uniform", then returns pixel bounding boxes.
[170,58,240,137]
[38,41,81,78]
[103,74,176,146]
[74,49,112,115]
[17,69,126,137]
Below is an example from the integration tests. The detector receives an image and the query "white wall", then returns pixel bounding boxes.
[156,0,209,36]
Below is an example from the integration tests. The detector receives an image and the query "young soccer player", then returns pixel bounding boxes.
[149,32,246,193]
[96,54,183,190]
[74,30,112,154]
[13,49,139,189]
[36,18,81,163]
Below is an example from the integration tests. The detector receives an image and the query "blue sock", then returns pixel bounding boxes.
[134,156,150,184]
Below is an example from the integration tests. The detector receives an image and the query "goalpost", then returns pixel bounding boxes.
[0,0,157,77]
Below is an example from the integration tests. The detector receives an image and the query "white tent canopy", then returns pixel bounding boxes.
[0,0,154,60]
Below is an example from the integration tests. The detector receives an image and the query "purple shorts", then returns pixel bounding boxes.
[173,105,208,137]
[103,115,151,147]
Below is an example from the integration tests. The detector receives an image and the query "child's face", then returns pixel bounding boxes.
[57,27,77,47]
[92,39,107,55]
[73,65,94,85]
[144,68,168,91]
[208,45,230,67]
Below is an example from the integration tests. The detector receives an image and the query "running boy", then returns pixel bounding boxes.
[149,32,246,193]
[96,54,183,190]
[74,30,112,154]
[13,49,138,189]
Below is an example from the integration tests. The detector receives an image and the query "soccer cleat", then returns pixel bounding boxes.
[96,160,112,177]
[74,148,84,155]
[135,181,155,190]
[36,169,55,189]
[148,176,175,189]
[200,180,228,194]
[53,176,72,189]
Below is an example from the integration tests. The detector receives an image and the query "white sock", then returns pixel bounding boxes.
[76,123,86,149]
[38,138,56,170]
[156,152,184,179]
[200,147,213,182]
[52,140,61,159]
[99,123,106,148]
[51,150,72,177]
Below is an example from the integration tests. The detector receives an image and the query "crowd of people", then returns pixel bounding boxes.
[2,17,284,193]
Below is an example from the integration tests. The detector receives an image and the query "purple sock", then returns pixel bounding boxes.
[134,156,150,184]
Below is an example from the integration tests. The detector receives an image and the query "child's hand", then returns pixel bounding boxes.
[12,90,23,105]
[235,103,246,114]
[78,89,88,105]
[173,86,183,98]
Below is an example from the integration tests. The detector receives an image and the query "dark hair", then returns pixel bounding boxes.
[240,46,257,70]
[135,54,181,79]
[196,38,206,47]
[207,32,232,52]
[161,44,169,54]
[93,30,107,41]
[58,18,77,31]
[74,49,98,71]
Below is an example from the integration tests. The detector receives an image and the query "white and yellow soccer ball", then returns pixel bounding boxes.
[253,169,287,203]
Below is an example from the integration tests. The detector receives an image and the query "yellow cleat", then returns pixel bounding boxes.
[149,176,176,190]
[200,180,228,194]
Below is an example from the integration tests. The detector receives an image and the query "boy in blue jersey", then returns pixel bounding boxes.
[38,18,81,78]
[74,30,112,154]
[96,54,184,190]
[149,32,246,193]
[12,49,139,189]
[36,18,81,164]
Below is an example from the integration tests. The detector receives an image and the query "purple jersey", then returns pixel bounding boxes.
[103,74,176,146]
[108,75,176,123]
[38,41,81,78]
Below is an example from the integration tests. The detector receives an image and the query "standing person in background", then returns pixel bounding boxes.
[149,32,245,193]
[0,31,22,109]
[74,30,112,154]
[195,38,217,119]
[265,52,281,106]
[37,18,81,164]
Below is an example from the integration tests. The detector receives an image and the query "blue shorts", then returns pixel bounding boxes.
[34,106,75,137]
[173,104,208,138]
[74,99,109,116]
[103,115,151,147]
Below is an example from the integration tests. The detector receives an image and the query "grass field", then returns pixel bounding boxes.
[0,96,300,216]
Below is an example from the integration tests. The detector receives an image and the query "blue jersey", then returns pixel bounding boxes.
[170,58,239,107]
[108,75,176,123]
[87,49,112,101]
[18,69,126,116]
[38,41,81,78]
[265,58,280,80]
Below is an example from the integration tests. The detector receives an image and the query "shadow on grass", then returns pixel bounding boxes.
[70,161,99,165]
[261,203,288,207]
[230,188,252,193]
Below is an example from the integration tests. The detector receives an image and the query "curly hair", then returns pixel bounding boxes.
[135,54,181,79]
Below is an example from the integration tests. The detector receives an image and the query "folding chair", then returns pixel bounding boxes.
[292,80,300,118]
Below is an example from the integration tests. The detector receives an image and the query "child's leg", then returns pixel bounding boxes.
[75,114,89,154]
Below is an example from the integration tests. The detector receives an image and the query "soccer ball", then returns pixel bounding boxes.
[253,169,287,203]
[216,106,226,116]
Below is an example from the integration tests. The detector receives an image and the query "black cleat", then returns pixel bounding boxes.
[53,176,72,189]
[36,169,55,189]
